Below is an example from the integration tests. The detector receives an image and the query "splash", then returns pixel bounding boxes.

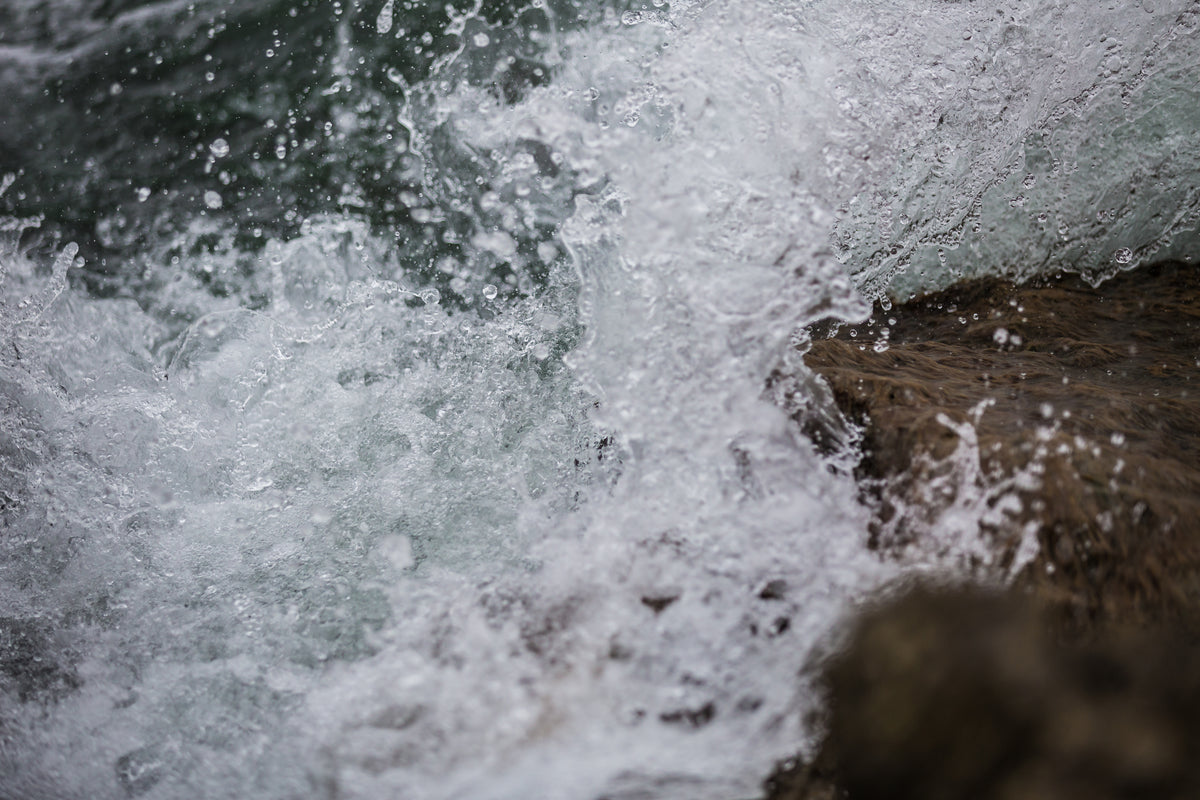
[2,1,1200,798]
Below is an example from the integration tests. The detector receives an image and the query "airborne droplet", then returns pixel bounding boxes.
[376,0,394,34]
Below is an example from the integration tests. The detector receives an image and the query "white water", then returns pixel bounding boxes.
[2,1,1199,798]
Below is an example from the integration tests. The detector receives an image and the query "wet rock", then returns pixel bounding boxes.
[764,261,1200,800]
[765,583,1200,800]
[794,260,1200,631]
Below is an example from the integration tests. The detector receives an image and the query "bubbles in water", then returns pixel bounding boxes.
[136,187,151,202]
[6,0,1200,797]
[376,0,394,34]
[378,534,415,570]
[1114,247,1134,264]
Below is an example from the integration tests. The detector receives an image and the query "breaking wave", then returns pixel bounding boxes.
[2,1,1198,797]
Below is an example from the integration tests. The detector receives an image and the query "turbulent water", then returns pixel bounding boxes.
[2,1,1199,798]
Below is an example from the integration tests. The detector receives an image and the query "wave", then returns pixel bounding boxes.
[2,1,1198,797]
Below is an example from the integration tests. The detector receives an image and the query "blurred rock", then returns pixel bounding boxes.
[765,583,1200,800]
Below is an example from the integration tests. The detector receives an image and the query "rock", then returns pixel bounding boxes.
[794,260,1200,632]
[765,583,1200,800]
[764,261,1200,800]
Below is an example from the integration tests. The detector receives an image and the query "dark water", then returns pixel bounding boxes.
[1,0,631,301]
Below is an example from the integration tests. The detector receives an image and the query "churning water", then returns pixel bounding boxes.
[2,1,1199,797]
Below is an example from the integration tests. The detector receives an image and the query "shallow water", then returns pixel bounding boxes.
[2,1,1200,798]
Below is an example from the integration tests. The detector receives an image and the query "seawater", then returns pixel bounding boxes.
[2,1,1199,798]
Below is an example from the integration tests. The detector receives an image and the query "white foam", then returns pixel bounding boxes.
[3,1,1199,797]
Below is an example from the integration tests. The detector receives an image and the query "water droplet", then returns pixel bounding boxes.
[622,110,640,127]
[420,288,441,306]
[376,0,394,33]
[136,187,151,202]
[209,138,230,158]
[472,32,490,48]
[1114,247,1133,265]
[482,284,498,300]
[993,327,1010,345]
[203,191,223,209]
[386,66,404,85]
[1110,432,1126,446]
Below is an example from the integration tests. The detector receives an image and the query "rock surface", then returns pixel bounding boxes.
[763,261,1200,799]
[803,259,1200,630]
[766,584,1200,800]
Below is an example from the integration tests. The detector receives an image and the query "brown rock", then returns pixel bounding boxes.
[766,583,1200,800]
[763,261,1200,800]
[786,260,1200,632]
